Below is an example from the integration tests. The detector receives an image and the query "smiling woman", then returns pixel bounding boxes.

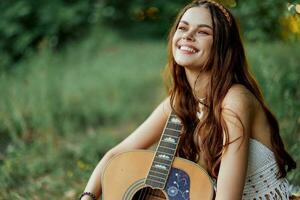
[79,1,297,200]
[172,7,213,73]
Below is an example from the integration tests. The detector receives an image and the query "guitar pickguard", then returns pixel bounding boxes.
[165,167,190,200]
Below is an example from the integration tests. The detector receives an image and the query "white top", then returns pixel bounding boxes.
[242,138,290,199]
[212,138,290,199]
[197,104,291,199]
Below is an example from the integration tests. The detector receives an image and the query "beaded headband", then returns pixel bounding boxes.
[197,0,232,26]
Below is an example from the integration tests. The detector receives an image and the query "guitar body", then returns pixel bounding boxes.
[101,150,214,200]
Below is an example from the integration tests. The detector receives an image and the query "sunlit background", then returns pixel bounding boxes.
[0,0,299,199]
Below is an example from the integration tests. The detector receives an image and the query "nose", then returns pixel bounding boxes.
[182,30,195,41]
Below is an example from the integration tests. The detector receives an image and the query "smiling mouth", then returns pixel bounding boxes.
[178,45,199,54]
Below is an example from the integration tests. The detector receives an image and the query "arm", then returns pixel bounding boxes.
[214,85,256,200]
[80,97,172,199]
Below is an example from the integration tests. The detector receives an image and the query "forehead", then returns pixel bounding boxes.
[180,6,212,26]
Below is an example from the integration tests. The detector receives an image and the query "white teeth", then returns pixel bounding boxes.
[179,46,197,53]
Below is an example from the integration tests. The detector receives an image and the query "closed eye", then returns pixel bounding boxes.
[177,26,187,31]
[197,31,209,35]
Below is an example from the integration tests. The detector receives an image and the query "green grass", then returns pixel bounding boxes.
[0,28,168,199]
[0,28,299,199]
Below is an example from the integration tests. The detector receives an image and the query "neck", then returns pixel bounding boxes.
[184,68,211,100]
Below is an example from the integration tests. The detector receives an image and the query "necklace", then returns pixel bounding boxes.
[197,97,207,120]
[199,97,206,104]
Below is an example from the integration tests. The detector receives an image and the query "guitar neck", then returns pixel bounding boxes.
[145,111,183,189]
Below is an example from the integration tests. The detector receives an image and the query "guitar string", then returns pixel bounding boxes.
[143,188,148,200]
[138,185,147,200]
[138,114,181,200]
[137,187,143,199]
[140,184,151,200]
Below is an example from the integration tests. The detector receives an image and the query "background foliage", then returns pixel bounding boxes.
[1,0,299,71]
[0,0,299,199]
[101,0,287,40]
[0,0,101,71]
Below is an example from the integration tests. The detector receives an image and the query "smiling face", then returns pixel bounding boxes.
[172,6,213,71]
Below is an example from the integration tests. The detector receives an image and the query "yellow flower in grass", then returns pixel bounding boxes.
[280,14,300,40]
[289,15,300,34]
[67,170,74,178]
[76,160,90,171]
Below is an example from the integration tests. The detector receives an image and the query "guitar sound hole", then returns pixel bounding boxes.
[132,186,167,200]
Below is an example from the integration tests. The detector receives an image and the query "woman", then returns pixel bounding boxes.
[79,0,297,199]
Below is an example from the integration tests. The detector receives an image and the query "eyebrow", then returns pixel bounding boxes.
[179,20,213,29]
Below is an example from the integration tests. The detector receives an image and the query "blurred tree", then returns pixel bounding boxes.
[0,0,298,71]
[0,0,101,71]
[100,0,286,42]
[232,0,285,41]
[100,0,189,38]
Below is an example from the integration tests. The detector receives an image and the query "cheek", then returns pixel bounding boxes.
[171,38,177,55]
[172,35,177,48]
[200,40,213,54]
[172,32,181,46]
[205,44,212,57]
[207,41,213,50]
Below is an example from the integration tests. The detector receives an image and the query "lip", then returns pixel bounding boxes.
[177,43,199,53]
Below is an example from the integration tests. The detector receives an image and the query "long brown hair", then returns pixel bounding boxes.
[165,0,296,179]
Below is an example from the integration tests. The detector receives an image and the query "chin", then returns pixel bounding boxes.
[174,59,201,69]
[174,54,204,69]
[174,57,193,66]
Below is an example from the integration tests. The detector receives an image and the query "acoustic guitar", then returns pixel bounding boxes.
[101,112,214,200]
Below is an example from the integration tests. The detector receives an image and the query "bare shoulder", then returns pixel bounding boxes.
[221,83,258,115]
[221,84,259,140]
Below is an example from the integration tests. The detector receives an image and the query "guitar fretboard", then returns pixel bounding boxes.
[145,111,182,189]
